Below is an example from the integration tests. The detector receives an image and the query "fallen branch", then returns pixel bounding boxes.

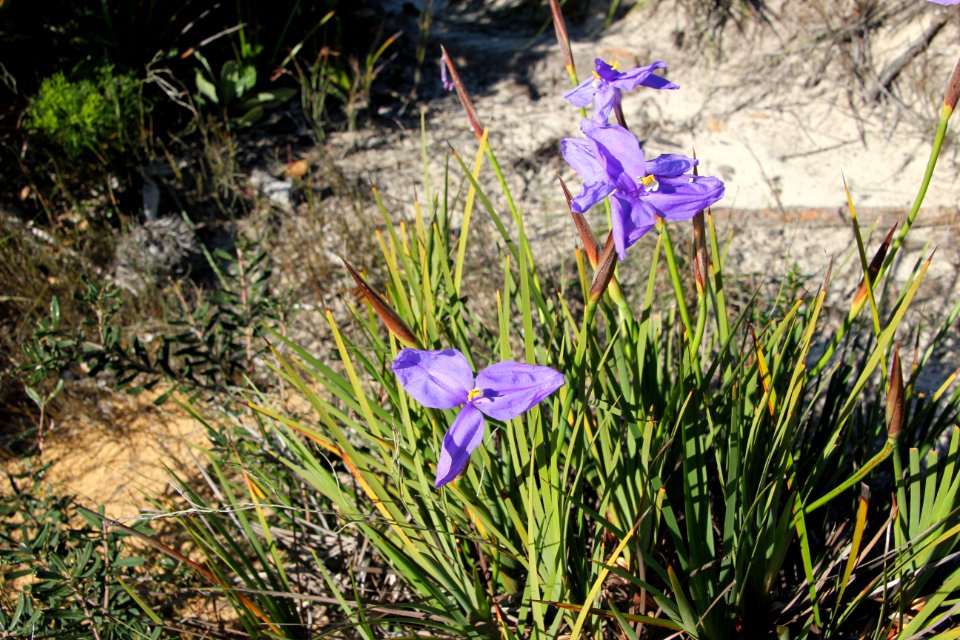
[868,15,948,102]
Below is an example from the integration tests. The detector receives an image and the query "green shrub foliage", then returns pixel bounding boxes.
[26,66,141,161]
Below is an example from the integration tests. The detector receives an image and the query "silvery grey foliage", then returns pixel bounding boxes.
[113,216,197,295]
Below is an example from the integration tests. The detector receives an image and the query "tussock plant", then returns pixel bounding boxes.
[119,2,960,638]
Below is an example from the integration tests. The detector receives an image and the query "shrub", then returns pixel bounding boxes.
[25,66,142,162]
[0,464,161,639]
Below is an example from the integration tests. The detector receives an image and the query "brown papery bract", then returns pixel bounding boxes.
[589,234,618,303]
[559,174,601,269]
[548,0,576,81]
[852,223,897,308]
[945,54,960,113]
[440,45,484,140]
[887,344,904,440]
[341,256,420,348]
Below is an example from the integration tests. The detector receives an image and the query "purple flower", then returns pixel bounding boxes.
[392,348,564,487]
[928,1,959,5]
[562,119,725,260]
[440,58,455,91]
[564,59,678,123]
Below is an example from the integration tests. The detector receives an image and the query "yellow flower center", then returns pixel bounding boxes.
[610,59,621,71]
[467,388,483,402]
[640,174,659,191]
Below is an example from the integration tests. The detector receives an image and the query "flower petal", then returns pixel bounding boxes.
[593,58,622,82]
[581,119,645,182]
[632,73,678,91]
[561,137,606,185]
[392,348,473,409]
[590,85,618,123]
[645,153,698,178]
[611,61,678,92]
[644,176,725,222]
[435,404,485,487]
[571,181,616,213]
[472,362,564,421]
[610,194,657,260]
[563,78,597,108]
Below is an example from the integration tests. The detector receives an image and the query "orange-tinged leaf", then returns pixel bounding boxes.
[837,485,870,609]
[751,324,776,417]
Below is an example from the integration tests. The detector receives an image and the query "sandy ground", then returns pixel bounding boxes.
[330,0,959,223]
[4,390,206,519]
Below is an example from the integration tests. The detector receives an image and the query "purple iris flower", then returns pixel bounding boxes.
[392,348,564,487]
[564,59,678,123]
[562,119,725,260]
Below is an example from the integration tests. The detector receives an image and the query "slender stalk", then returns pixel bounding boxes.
[658,219,703,385]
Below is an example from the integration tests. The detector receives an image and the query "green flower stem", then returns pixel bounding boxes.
[559,299,598,479]
[706,212,730,347]
[657,220,692,333]
[889,107,952,263]
[658,219,703,385]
